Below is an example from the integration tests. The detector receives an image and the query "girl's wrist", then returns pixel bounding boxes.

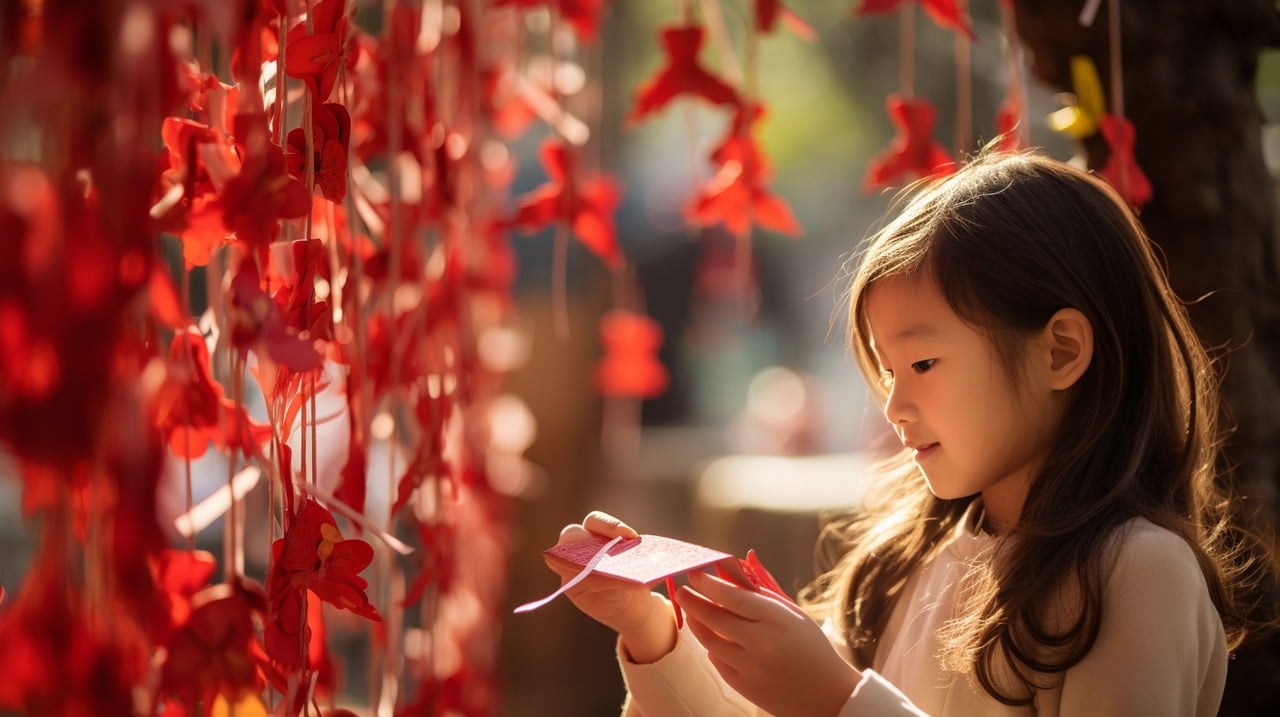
[618,592,677,665]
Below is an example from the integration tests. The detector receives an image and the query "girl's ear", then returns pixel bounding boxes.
[1043,308,1093,391]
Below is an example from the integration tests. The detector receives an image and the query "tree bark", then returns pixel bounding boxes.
[1011,1,1280,713]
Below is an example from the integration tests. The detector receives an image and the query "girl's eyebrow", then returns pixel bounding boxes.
[887,322,941,344]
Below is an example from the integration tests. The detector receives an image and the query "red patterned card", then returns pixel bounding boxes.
[543,534,734,586]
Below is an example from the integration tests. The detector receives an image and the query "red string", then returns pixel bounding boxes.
[666,576,683,630]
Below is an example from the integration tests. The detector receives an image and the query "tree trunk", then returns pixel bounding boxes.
[1010,1,1280,713]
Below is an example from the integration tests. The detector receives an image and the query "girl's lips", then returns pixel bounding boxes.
[914,443,939,460]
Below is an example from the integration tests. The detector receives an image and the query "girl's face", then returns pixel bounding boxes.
[864,274,1059,528]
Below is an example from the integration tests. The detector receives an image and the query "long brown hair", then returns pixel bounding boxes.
[804,150,1260,704]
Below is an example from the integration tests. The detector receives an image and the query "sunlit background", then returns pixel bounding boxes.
[5,1,1280,714]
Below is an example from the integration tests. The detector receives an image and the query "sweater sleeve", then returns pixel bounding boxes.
[621,615,935,717]
[839,670,933,716]
[1058,524,1228,717]
[617,621,758,717]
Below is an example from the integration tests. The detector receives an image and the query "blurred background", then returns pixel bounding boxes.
[5,1,1280,714]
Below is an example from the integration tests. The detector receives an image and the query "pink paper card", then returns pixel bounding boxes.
[544,534,734,586]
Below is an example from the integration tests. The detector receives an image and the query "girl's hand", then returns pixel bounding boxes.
[679,570,860,717]
[544,511,677,663]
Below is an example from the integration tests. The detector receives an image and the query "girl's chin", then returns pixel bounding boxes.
[922,475,977,501]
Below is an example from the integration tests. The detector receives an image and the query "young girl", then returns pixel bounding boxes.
[545,151,1256,716]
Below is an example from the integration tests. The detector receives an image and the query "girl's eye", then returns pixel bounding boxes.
[910,359,936,373]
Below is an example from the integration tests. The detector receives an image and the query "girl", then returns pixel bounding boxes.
[546,150,1257,716]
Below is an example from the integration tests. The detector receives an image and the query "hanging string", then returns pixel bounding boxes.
[899,3,916,99]
[954,0,972,155]
[1107,0,1124,119]
[550,7,571,339]
[1001,0,1028,147]
[1103,0,1129,196]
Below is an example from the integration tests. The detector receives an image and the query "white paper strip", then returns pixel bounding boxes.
[512,535,624,614]
[174,465,261,539]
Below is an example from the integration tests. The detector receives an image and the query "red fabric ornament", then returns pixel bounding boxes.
[687,102,802,238]
[864,94,956,191]
[227,258,325,373]
[510,138,624,269]
[161,581,273,710]
[272,499,380,618]
[1098,114,1152,210]
[154,117,236,269]
[284,0,352,102]
[628,25,740,123]
[594,309,669,398]
[286,103,351,203]
[151,329,273,459]
[222,113,311,251]
[265,499,379,670]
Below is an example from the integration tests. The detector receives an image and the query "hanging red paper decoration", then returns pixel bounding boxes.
[687,102,802,238]
[864,94,956,190]
[1098,114,1152,209]
[595,309,669,398]
[510,138,625,269]
[284,0,353,102]
[629,24,740,123]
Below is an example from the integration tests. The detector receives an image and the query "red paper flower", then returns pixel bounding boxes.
[161,581,272,709]
[266,238,334,341]
[286,103,351,203]
[221,113,311,251]
[1098,114,1152,210]
[864,94,956,191]
[152,329,274,459]
[228,258,325,373]
[154,117,238,268]
[152,549,218,639]
[854,0,976,40]
[285,0,352,102]
[594,309,669,398]
[687,102,801,238]
[270,499,380,620]
[393,389,454,517]
[510,138,624,269]
[629,25,740,123]
[265,500,379,681]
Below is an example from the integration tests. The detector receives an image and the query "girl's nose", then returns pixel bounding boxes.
[883,382,915,426]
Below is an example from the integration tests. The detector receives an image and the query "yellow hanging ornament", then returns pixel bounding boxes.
[1048,55,1106,138]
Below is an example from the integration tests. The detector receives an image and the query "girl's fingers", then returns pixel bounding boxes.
[686,570,777,621]
[678,582,759,644]
[557,523,592,545]
[686,612,748,666]
[583,510,639,539]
